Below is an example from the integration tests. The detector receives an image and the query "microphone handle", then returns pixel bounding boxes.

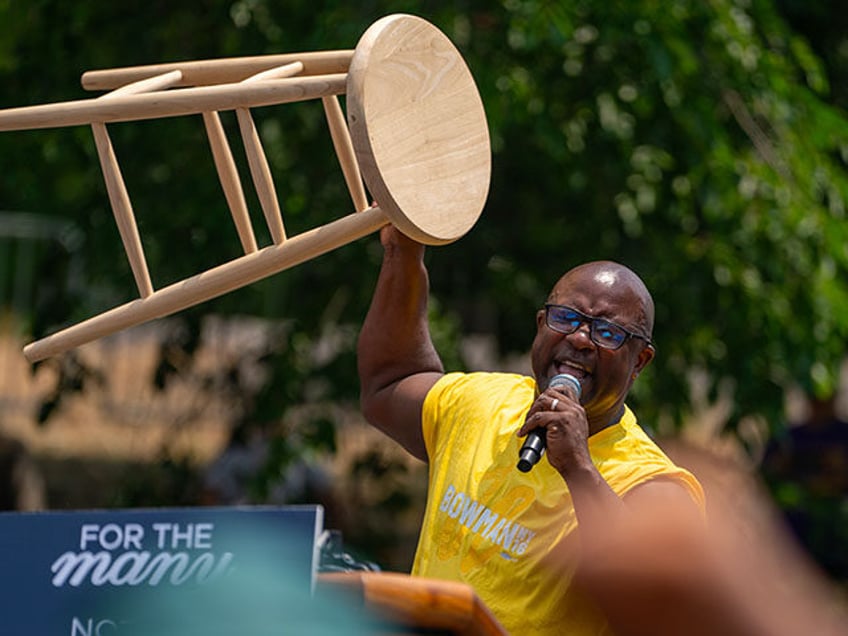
[517,429,546,473]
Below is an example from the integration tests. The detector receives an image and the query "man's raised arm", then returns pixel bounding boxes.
[357,226,445,462]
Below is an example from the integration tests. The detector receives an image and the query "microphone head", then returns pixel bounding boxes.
[548,373,581,399]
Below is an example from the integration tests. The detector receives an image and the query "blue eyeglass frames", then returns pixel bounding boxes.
[544,304,652,350]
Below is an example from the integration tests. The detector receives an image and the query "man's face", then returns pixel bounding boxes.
[530,265,654,426]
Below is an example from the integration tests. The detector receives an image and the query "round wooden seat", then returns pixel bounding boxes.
[347,14,490,245]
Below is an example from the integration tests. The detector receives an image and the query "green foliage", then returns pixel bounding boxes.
[1,0,848,570]
[443,0,848,431]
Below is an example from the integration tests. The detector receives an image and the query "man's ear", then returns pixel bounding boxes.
[536,308,546,330]
[634,343,655,375]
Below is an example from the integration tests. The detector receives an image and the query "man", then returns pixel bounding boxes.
[357,226,704,635]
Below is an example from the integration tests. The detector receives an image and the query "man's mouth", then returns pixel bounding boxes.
[553,360,588,381]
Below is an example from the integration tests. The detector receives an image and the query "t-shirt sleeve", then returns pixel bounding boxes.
[421,372,472,459]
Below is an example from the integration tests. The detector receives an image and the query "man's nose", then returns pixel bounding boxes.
[566,322,594,348]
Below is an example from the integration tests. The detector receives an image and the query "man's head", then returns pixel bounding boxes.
[530,260,655,432]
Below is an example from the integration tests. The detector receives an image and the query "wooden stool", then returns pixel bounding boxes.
[0,14,490,362]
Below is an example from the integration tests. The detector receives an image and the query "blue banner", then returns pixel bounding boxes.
[0,505,374,634]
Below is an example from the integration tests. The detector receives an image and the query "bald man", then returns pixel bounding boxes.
[357,227,704,636]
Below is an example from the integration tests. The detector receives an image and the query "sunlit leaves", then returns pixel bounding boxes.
[1,0,846,442]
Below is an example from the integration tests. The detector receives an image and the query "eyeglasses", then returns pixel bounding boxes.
[544,304,652,350]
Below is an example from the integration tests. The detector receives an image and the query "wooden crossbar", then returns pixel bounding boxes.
[0,75,347,131]
[80,50,353,91]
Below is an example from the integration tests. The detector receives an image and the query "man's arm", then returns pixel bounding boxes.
[357,225,444,462]
[519,384,700,522]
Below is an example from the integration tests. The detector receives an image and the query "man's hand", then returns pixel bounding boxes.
[518,383,591,475]
[379,223,424,259]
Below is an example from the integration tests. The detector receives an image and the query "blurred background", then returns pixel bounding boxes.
[0,0,846,594]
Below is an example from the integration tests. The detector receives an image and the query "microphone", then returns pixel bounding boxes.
[517,373,582,473]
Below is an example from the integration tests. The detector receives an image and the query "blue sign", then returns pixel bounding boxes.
[0,505,372,634]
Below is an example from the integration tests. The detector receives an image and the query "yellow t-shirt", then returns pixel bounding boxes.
[412,372,704,636]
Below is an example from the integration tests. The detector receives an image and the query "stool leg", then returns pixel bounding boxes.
[91,122,154,299]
